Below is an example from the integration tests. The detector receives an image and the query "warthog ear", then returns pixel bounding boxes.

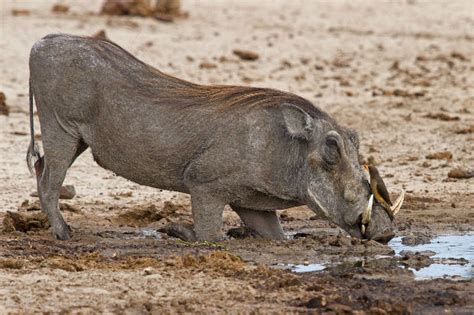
[281,103,314,140]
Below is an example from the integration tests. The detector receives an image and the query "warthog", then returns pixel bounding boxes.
[27,34,403,243]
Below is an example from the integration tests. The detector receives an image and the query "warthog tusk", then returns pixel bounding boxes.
[391,189,405,216]
[361,194,374,226]
[307,189,329,218]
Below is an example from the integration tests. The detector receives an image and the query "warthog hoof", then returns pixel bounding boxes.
[226,226,259,239]
[160,223,196,242]
[52,222,72,240]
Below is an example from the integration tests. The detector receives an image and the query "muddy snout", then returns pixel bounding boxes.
[363,202,397,243]
[358,165,405,243]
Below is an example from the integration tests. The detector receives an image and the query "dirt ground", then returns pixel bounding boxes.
[0,0,473,313]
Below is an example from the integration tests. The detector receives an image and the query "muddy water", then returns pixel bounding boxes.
[279,234,474,280]
[389,234,474,280]
[278,263,326,273]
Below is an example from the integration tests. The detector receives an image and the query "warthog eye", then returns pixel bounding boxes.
[323,135,341,165]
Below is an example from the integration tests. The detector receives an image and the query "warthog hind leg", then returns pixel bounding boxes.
[37,134,87,240]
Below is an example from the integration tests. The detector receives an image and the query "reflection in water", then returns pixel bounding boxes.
[278,234,474,279]
[389,234,474,280]
[277,263,326,273]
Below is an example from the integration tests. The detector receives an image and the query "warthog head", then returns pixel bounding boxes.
[281,103,404,243]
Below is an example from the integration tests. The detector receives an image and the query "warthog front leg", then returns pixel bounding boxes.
[230,206,285,240]
[189,188,226,241]
[162,194,224,242]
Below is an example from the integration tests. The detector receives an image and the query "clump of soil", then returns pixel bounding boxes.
[41,256,84,272]
[60,203,81,213]
[199,61,217,69]
[11,9,30,16]
[227,226,258,239]
[51,4,69,13]
[448,167,474,179]
[168,250,246,274]
[101,0,155,16]
[372,88,426,98]
[453,125,474,134]
[92,29,110,40]
[155,0,181,15]
[2,211,49,233]
[0,258,25,269]
[101,0,184,20]
[426,151,453,160]
[116,204,163,226]
[115,200,187,226]
[19,199,81,213]
[423,112,460,121]
[0,92,10,116]
[233,49,259,61]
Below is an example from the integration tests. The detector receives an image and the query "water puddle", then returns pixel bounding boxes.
[277,234,473,280]
[137,228,162,239]
[389,234,473,280]
[278,263,326,273]
[97,228,162,239]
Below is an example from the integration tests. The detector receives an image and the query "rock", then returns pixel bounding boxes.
[31,185,76,199]
[426,151,453,160]
[401,234,431,246]
[448,168,474,179]
[59,185,77,199]
[399,250,434,269]
[143,267,156,275]
[0,92,10,116]
[329,235,352,247]
[233,49,259,61]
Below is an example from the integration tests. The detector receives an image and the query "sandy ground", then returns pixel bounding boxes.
[0,0,473,313]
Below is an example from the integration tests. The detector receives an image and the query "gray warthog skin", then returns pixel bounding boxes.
[27,34,396,242]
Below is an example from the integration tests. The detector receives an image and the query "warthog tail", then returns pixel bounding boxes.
[26,78,43,177]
